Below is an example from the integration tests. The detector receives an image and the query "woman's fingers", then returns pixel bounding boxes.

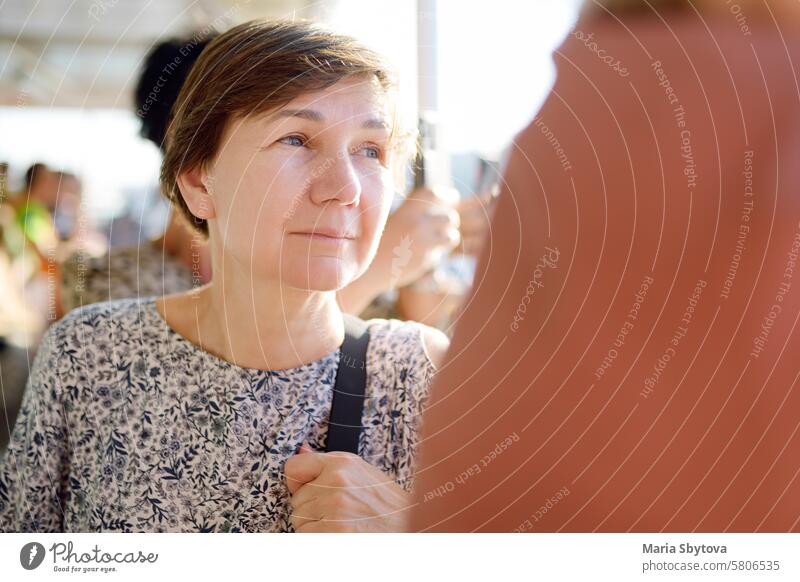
[285,449,410,532]
[284,449,325,495]
[296,441,314,454]
[290,493,324,531]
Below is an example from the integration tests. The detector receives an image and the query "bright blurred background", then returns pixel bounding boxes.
[0,0,580,232]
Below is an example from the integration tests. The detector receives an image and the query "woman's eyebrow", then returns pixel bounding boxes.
[278,108,324,122]
[276,108,389,130]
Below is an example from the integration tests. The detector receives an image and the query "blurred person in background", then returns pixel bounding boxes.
[17,164,60,263]
[412,0,800,532]
[51,171,84,242]
[0,162,63,450]
[386,186,496,330]
[6,163,62,322]
[60,36,217,312]
[23,162,60,213]
[0,162,35,450]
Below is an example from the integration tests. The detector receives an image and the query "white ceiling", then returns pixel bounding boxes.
[0,0,314,108]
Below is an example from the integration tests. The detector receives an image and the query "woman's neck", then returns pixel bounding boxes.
[156,268,345,371]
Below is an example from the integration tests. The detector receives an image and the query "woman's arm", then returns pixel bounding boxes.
[0,325,68,532]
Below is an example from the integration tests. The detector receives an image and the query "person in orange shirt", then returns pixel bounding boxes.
[412,0,800,532]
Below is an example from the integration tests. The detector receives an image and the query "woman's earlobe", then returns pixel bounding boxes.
[177,166,217,220]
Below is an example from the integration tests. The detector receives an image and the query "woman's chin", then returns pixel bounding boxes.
[282,258,358,292]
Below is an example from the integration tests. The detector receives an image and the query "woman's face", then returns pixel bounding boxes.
[201,76,396,291]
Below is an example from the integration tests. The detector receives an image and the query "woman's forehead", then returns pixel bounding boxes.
[222,77,399,146]
[272,78,392,126]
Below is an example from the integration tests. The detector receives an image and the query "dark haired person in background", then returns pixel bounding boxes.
[61,35,217,311]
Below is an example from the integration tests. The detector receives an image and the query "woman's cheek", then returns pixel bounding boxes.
[213,195,274,262]
[364,167,392,208]
[359,199,389,265]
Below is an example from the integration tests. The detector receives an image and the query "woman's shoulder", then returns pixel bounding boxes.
[59,296,156,325]
[25,299,160,401]
[54,296,159,346]
[359,318,447,484]
[364,318,449,372]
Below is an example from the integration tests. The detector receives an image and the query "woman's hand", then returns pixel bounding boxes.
[284,444,413,532]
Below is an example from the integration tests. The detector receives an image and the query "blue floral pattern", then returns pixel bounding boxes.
[0,297,436,532]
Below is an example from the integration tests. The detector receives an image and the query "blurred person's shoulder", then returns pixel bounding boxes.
[61,243,193,311]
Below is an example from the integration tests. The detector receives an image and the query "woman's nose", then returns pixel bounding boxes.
[308,153,362,207]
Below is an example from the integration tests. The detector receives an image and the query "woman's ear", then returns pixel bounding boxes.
[176,165,217,221]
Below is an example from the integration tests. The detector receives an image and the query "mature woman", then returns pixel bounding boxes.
[60,33,463,321]
[0,20,448,533]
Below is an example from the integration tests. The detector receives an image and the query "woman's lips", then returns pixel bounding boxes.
[289,231,356,243]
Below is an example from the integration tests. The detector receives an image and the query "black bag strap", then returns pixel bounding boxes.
[325,314,370,454]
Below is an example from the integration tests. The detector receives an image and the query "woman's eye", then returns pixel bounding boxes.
[279,135,306,147]
[357,145,382,159]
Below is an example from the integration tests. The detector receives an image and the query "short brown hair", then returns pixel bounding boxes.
[160,19,409,236]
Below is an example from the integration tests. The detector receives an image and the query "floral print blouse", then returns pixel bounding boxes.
[0,297,436,532]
